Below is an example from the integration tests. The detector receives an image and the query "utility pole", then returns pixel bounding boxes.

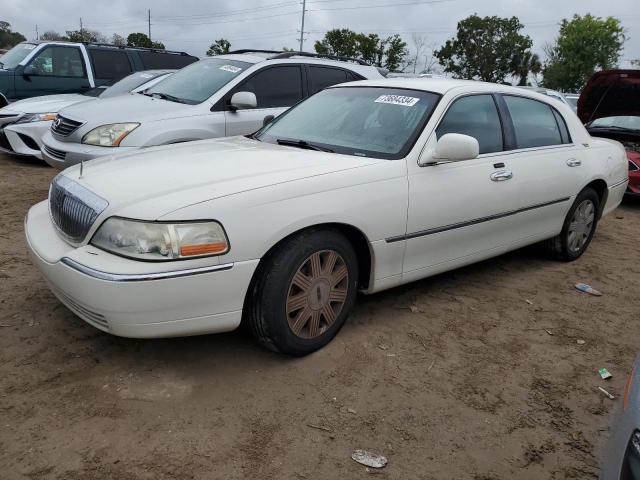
[35,24,39,41]
[79,17,83,36]
[298,0,306,52]
[148,9,151,41]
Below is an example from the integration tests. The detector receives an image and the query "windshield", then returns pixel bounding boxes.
[145,59,249,104]
[101,71,170,99]
[590,116,640,131]
[0,43,37,70]
[255,87,440,159]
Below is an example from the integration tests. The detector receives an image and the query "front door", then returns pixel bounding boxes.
[14,46,90,99]
[402,94,519,280]
[224,65,304,137]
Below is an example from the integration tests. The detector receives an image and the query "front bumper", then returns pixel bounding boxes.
[41,131,138,169]
[1,120,51,159]
[25,200,258,338]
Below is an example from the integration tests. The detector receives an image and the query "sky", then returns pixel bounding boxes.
[2,0,639,71]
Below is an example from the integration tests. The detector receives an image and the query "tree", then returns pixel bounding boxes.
[40,31,66,41]
[354,33,384,66]
[65,29,105,43]
[111,33,126,46]
[542,14,625,92]
[151,41,165,49]
[206,38,231,56]
[435,15,533,83]
[0,21,26,49]
[632,59,640,68]
[411,34,427,74]
[314,29,358,58]
[127,32,153,48]
[282,47,295,52]
[384,34,410,72]
[515,51,542,86]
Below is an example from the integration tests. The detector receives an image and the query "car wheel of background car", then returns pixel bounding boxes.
[545,187,600,261]
[245,228,359,356]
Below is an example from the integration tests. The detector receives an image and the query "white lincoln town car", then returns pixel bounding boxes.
[25,78,628,355]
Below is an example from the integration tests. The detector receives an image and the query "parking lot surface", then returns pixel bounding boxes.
[1,152,639,479]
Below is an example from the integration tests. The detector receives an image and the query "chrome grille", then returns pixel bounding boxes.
[48,174,108,243]
[43,144,66,160]
[51,115,83,137]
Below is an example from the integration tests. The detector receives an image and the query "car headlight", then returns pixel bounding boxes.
[82,123,139,147]
[91,218,229,261]
[15,112,58,124]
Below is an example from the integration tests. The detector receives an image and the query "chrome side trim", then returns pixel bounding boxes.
[386,196,571,243]
[610,178,628,189]
[60,257,234,282]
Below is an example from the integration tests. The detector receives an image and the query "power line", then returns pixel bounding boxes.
[308,0,454,12]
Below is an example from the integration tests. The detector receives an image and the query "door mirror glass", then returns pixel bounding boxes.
[263,114,275,127]
[431,133,479,163]
[22,64,36,76]
[230,91,257,110]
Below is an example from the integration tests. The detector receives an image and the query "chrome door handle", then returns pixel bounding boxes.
[490,170,513,182]
[567,158,582,167]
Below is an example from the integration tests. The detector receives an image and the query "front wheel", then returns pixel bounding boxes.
[545,188,600,261]
[245,228,359,356]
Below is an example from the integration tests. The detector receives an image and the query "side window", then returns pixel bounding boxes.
[139,51,197,69]
[235,66,303,108]
[552,109,571,144]
[503,96,563,148]
[436,95,503,154]
[308,66,348,95]
[89,50,132,80]
[29,47,85,78]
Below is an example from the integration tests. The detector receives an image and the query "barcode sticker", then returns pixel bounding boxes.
[374,94,420,107]
[220,65,242,73]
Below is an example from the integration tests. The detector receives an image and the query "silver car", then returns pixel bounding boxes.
[0,70,173,159]
[601,355,640,479]
[40,50,384,169]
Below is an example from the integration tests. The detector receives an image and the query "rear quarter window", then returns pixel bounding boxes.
[138,51,197,69]
[89,50,132,80]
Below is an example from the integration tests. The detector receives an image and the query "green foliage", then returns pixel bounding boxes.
[151,41,165,49]
[435,15,533,83]
[111,34,126,46]
[65,29,99,43]
[0,21,26,49]
[542,14,625,92]
[127,32,153,48]
[515,51,542,86]
[40,31,66,41]
[206,39,231,56]
[314,29,409,71]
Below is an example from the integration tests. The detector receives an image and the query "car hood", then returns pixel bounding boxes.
[578,70,640,123]
[61,136,380,220]
[7,93,94,114]
[58,92,196,124]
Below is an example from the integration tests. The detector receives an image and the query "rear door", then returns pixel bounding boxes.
[14,45,90,98]
[306,65,361,95]
[496,94,586,242]
[223,65,304,136]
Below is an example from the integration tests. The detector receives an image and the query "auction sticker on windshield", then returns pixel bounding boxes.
[220,65,242,73]
[375,94,420,107]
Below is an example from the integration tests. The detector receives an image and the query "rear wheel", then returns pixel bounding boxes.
[545,187,599,261]
[245,228,359,356]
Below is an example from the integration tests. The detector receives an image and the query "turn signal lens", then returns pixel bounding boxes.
[180,242,228,257]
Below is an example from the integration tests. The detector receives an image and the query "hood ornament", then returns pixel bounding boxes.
[79,160,84,179]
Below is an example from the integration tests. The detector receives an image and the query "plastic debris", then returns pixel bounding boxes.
[599,368,612,380]
[598,387,615,400]
[545,329,554,336]
[525,299,533,305]
[576,339,586,345]
[352,450,387,469]
[307,424,332,432]
[575,283,602,296]
[347,408,357,414]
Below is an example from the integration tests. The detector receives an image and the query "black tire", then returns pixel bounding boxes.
[544,187,600,262]
[245,228,359,356]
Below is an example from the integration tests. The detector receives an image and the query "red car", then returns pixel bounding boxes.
[579,70,640,195]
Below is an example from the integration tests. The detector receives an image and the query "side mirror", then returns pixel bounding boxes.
[22,64,36,77]
[429,133,479,163]
[263,115,275,127]
[229,91,257,111]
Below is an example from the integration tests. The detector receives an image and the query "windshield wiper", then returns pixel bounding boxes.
[148,92,188,104]
[276,138,334,153]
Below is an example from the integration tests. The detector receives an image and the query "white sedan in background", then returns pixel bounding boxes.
[25,78,628,355]
[0,70,173,159]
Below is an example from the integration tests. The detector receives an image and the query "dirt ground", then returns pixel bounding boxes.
[1,152,639,480]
